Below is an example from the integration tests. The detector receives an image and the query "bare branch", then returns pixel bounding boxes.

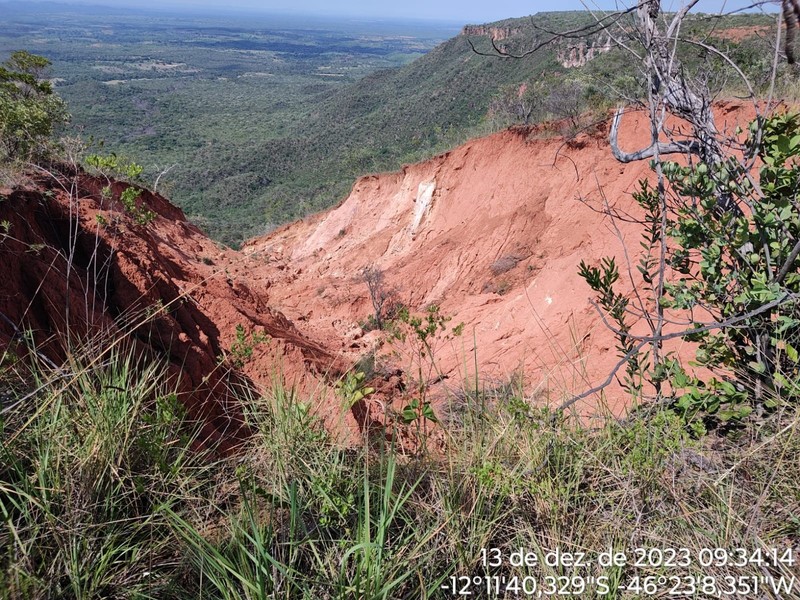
[528,7,636,39]
[466,5,637,60]
[609,107,700,163]
[681,38,757,101]
[775,238,800,284]
[465,35,559,60]
[153,163,178,195]
[783,0,800,63]
[666,0,702,40]
[558,292,800,413]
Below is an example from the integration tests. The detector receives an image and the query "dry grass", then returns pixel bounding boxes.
[3,344,798,598]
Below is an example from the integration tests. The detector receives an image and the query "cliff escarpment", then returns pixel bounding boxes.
[0,102,757,444]
[246,103,757,416]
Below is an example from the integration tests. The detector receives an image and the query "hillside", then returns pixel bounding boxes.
[0,3,457,245]
[1,101,760,436]
[119,9,782,245]
[3,99,799,596]
[1,8,777,245]
[166,11,648,244]
[244,102,762,417]
[0,168,355,450]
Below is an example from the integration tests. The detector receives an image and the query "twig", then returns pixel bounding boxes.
[557,292,799,413]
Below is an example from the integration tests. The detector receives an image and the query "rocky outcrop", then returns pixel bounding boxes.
[461,24,525,41]
[557,34,613,68]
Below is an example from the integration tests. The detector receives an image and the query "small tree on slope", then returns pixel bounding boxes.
[471,1,800,429]
[0,50,68,162]
[573,2,800,431]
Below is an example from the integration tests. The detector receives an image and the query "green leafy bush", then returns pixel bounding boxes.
[580,113,800,434]
[0,51,68,161]
[225,323,269,369]
[89,154,156,225]
[119,185,156,226]
[85,152,143,181]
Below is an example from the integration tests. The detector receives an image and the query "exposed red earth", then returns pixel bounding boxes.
[244,102,761,420]
[0,102,762,448]
[0,168,343,452]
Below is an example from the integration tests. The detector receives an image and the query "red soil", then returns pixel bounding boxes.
[245,102,761,419]
[712,26,770,42]
[0,168,344,452]
[0,100,764,447]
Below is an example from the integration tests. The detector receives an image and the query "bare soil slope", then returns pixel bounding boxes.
[0,168,345,451]
[246,103,757,416]
[0,103,758,448]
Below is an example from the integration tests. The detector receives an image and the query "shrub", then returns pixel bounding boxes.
[0,51,68,161]
[488,81,545,125]
[361,265,400,331]
[580,113,800,434]
[545,79,587,130]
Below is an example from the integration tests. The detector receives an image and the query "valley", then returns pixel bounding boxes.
[0,1,459,243]
[1,3,778,245]
[1,3,798,596]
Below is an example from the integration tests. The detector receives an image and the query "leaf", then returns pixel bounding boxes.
[690,421,707,437]
[673,369,689,388]
[401,407,418,423]
[774,371,790,390]
[718,380,737,396]
[748,361,767,374]
[777,135,791,155]
[421,403,438,423]
[718,406,752,422]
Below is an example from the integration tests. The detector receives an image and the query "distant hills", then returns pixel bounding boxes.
[171,12,631,244]
[190,10,775,245]
[0,7,778,245]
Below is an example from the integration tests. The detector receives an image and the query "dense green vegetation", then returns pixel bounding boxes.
[0,50,67,161]
[0,2,457,244]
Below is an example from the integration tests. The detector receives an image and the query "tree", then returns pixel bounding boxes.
[361,265,399,331]
[544,78,588,131]
[488,81,543,125]
[0,50,68,161]
[573,3,800,430]
[472,2,800,426]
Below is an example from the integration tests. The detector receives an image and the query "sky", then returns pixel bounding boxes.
[29,0,779,23]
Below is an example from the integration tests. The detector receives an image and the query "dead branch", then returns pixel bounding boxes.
[609,106,700,162]
[558,291,799,413]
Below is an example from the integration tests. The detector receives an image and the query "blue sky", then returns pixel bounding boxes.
[41,0,779,23]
